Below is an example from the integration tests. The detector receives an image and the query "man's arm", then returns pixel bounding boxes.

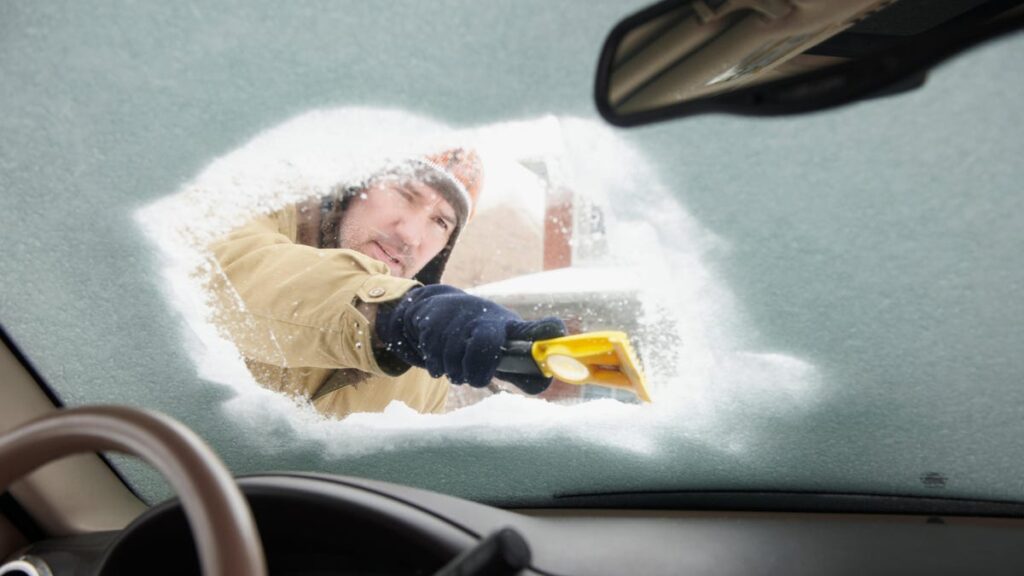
[208,210,419,375]
[208,208,566,394]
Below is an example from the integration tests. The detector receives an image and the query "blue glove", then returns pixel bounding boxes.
[375,285,566,394]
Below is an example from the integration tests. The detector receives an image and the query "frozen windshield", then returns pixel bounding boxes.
[2,2,1023,507]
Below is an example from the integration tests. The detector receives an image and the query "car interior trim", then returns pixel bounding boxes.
[0,337,146,536]
[547,489,1024,517]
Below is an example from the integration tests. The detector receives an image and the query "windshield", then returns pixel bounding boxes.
[2,2,1022,508]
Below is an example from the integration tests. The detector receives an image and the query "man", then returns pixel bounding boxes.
[209,148,565,418]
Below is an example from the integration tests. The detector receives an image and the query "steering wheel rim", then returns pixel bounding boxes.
[0,405,266,576]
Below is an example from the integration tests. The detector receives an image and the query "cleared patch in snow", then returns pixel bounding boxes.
[135,107,823,460]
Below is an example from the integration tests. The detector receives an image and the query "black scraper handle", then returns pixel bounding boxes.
[495,340,543,376]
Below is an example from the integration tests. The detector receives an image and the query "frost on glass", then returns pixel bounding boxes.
[135,107,820,461]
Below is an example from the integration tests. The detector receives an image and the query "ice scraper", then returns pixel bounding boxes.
[497,331,651,402]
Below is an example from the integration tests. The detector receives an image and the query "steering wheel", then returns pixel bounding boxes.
[0,406,267,576]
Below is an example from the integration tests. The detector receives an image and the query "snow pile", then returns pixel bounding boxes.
[135,107,822,461]
[470,266,644,296]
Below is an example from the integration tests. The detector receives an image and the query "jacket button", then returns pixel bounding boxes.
[368,287,386,297]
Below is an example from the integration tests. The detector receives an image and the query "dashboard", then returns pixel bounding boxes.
[10,473,1024,575]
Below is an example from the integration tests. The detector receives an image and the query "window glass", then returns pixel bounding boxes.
[1,3,1022,507]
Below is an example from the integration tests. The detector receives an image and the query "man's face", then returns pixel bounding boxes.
[338,179,458,278]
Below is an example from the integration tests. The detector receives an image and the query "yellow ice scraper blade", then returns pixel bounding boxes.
[531,331,651,403]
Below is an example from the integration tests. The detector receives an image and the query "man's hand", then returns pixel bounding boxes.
[375,285,566,393]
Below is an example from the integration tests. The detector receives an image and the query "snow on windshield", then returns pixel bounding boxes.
[136,107,821,463]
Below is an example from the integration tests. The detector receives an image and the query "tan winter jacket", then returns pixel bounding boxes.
[208,205,448,418]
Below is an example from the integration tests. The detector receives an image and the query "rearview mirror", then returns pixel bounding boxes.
[595,0,1024,126]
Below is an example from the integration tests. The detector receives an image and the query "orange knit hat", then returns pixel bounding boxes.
[421,148,484,224]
